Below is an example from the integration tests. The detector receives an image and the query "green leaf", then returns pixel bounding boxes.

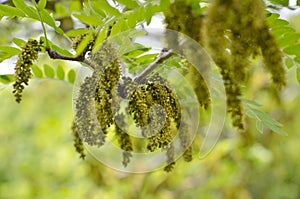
[296,67,300,84]
[283,44,300,56]
[285,57,294,69]
[0,74,15,84]
[240,98,262,107]
[294,56,300,65]
[118,0,139,9]
[66,28,88,37]
[135,53,158,63]
[127,29,147,38]
[250,108,283,127]
[13,0,38,19]
[145,4,157,25]
[44,64,55,78]
[67,69,76,84]
[40,10,64,34]
[278,33,300,48]
[269,0,289,6]
[263,122,288,136]
[110,19,129,36]
[31,64,43,78]
[271,27,295,37]
[93,26,109,53]
[246,111,257,119]
[37,0,47,10]
[297,0,300,6]
[136,6,145,22]
[0,46,21,63]
[97,0,121,17]
[75,32,93,57]
[126,11,138,28]
[13,38,26,47]
[73,14,103,26]
[0,4,25,18]
[256,121,264,134]
[43,38,73,57]
[57,65,65,80]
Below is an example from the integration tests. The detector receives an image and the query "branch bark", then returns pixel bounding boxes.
[134,48,174,83]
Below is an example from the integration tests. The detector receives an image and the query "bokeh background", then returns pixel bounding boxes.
[1,2,300,199]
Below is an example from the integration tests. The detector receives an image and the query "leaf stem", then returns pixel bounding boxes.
[33,0,49,48]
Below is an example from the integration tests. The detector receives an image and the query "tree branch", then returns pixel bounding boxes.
[46,48,96,69]
[134,48,174,83]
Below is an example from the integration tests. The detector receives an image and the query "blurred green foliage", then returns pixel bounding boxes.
[0,73,300,198]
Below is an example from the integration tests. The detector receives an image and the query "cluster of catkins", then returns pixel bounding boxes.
[165,0,286,130]
[204,0,285,130]
[73,42,191,171]
[13,39,43,103]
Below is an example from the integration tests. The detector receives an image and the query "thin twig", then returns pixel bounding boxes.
[134,48,174,83]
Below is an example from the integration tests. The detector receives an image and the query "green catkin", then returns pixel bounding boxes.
[75,74,106,147]
[128,74,181,169]
[257,24,286,88]
[13,39,42,103]
[71,121,85,159]
[178,122,192,162]
[71,33,95,55]
[229,0,265,81]
[164,144,176,172]
[164,0,211,109]
[204,0,245,130]
[95,59,121,133]
[75,42,120,146]
[115,114,133,167]
[204,0,286,130]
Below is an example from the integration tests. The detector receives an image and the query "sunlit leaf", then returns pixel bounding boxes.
[269,0,289,6]
[278,33,300,48]
[73,14,103,26]
[12,0,38,19]
[0,74,15,84]
[93,26,109,53]
[42,37,73,57]
[40,10,64,34]
[13,38,26,47]
[37,0,47,10]
[75,32,93,57]
[0,4,25,18]
[67,69,76,84]
[296,67,300,84]
[93,0,120,17]
[66,28,88,37]
[110,19,129,36]
[283,44,300,56]
[31,64,43,78]
[44,64,55,78]
[118,0,139,9]
[126,11,137,28]
[294,56,300,65]
[0,46,21,63]
[57,65,65,80]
